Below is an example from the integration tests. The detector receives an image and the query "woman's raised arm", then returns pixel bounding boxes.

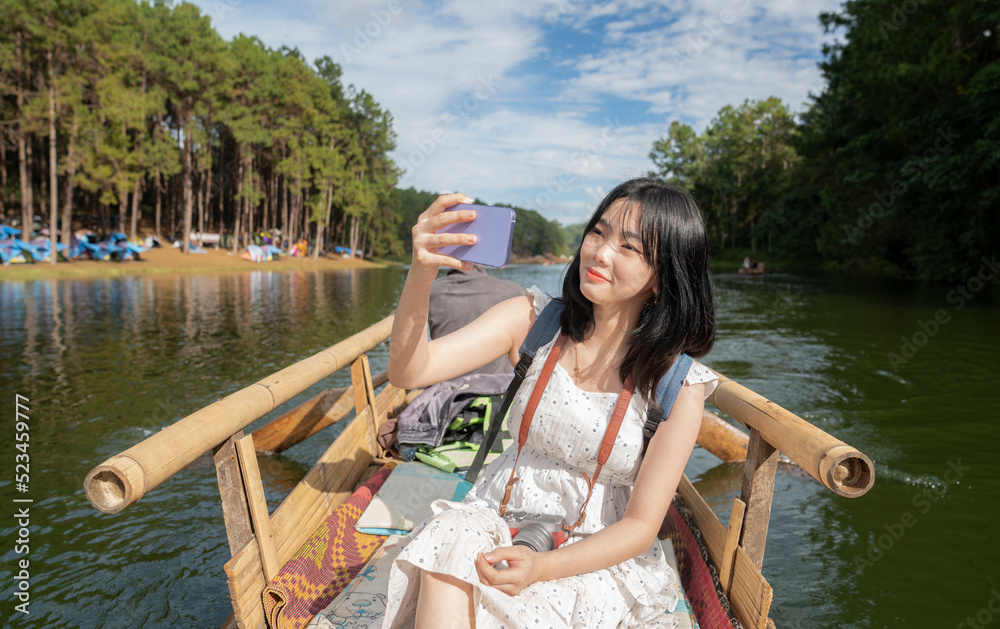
[388,194,534,389]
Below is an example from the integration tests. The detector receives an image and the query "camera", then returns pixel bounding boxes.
[507,513,568,553]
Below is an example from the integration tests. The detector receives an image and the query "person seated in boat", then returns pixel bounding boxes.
[428,264,526,375]
[743,256,751,270]
[385,177,718,629]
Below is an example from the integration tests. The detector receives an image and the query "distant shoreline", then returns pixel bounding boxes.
[0,246,385,282]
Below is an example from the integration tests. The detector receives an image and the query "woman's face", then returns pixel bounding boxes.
[579,199,657,312]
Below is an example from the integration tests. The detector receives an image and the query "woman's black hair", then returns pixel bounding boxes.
[560,177,716,404]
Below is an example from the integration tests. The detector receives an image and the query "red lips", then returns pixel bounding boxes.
[585,267,609,282]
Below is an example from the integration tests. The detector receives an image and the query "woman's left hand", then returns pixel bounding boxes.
[475,545,544,596]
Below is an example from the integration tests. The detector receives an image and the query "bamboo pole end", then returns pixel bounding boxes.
[818,445,875,498]
[85,455,146,514]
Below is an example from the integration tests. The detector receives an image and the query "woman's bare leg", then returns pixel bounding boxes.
[414,569,475,629]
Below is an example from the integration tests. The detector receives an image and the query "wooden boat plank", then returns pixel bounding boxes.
[728,545,773,629]
[719,497,746,597]
[270,385,404,563]
[272,450,364,561]
[222,386,401,629]
[739,428,779,569]
[235,434,280,582]
[677,474,772,628]
[270,411,374,560]
[225,544,267,625]
[213,431,254,557]
[677,474,727,569]
[351,355,382,457]
[251,386,351,454]
[224,545,267,629]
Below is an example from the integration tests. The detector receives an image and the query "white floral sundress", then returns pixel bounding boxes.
[380,296,719,629]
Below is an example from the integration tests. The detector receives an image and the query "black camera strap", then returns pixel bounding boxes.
[463,353,530,484]
[464,299,564,484]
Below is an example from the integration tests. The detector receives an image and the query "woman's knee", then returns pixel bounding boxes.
[420,568,471,593]
[416,569,475,628]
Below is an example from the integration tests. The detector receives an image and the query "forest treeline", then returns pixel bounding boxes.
[1,0,401,258]
[653,0,998,280]
[2,0,997,278]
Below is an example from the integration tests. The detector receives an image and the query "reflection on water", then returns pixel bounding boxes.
[1,265,997,628]
[0,268,408,628]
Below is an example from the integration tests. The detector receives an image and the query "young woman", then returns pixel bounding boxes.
[385,178,717,628]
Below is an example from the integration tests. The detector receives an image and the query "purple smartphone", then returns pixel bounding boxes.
[436,204,516,268]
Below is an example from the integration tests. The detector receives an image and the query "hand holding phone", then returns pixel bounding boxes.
[436,204,516,268]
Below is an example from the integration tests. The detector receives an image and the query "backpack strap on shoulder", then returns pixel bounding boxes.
[518,299,565,359]
[464,299,564,483]
[641,354,693,456]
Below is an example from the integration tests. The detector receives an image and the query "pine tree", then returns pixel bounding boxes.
[154,2,228,253]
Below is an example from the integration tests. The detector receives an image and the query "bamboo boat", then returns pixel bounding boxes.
[737,264,765,275]
[84,315,874,628]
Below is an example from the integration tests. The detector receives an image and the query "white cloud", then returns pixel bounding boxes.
[185,0,842,225]
[559,0,840,131]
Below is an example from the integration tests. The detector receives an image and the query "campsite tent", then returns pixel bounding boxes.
[241,244,266,263]
[0,237,40,264]
[28,238,70,262]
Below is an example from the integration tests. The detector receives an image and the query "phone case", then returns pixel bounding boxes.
[437,204,516,268]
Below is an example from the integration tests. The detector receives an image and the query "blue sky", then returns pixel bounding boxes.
[186,0,842,225]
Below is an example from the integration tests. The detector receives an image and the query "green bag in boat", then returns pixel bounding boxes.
[414,395,513,473]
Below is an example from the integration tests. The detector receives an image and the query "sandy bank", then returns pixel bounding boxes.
[0,246,387,282]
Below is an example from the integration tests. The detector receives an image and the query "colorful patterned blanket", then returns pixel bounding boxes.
[659,496,742,629]
[262,467,393,629]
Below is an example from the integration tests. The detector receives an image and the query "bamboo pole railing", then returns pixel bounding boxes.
[249,370,390,454]
[84,315,395,514]
[698,410,749,463]
[706,370,874,498]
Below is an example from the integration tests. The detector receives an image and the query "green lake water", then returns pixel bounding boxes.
[1,264,997,628]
